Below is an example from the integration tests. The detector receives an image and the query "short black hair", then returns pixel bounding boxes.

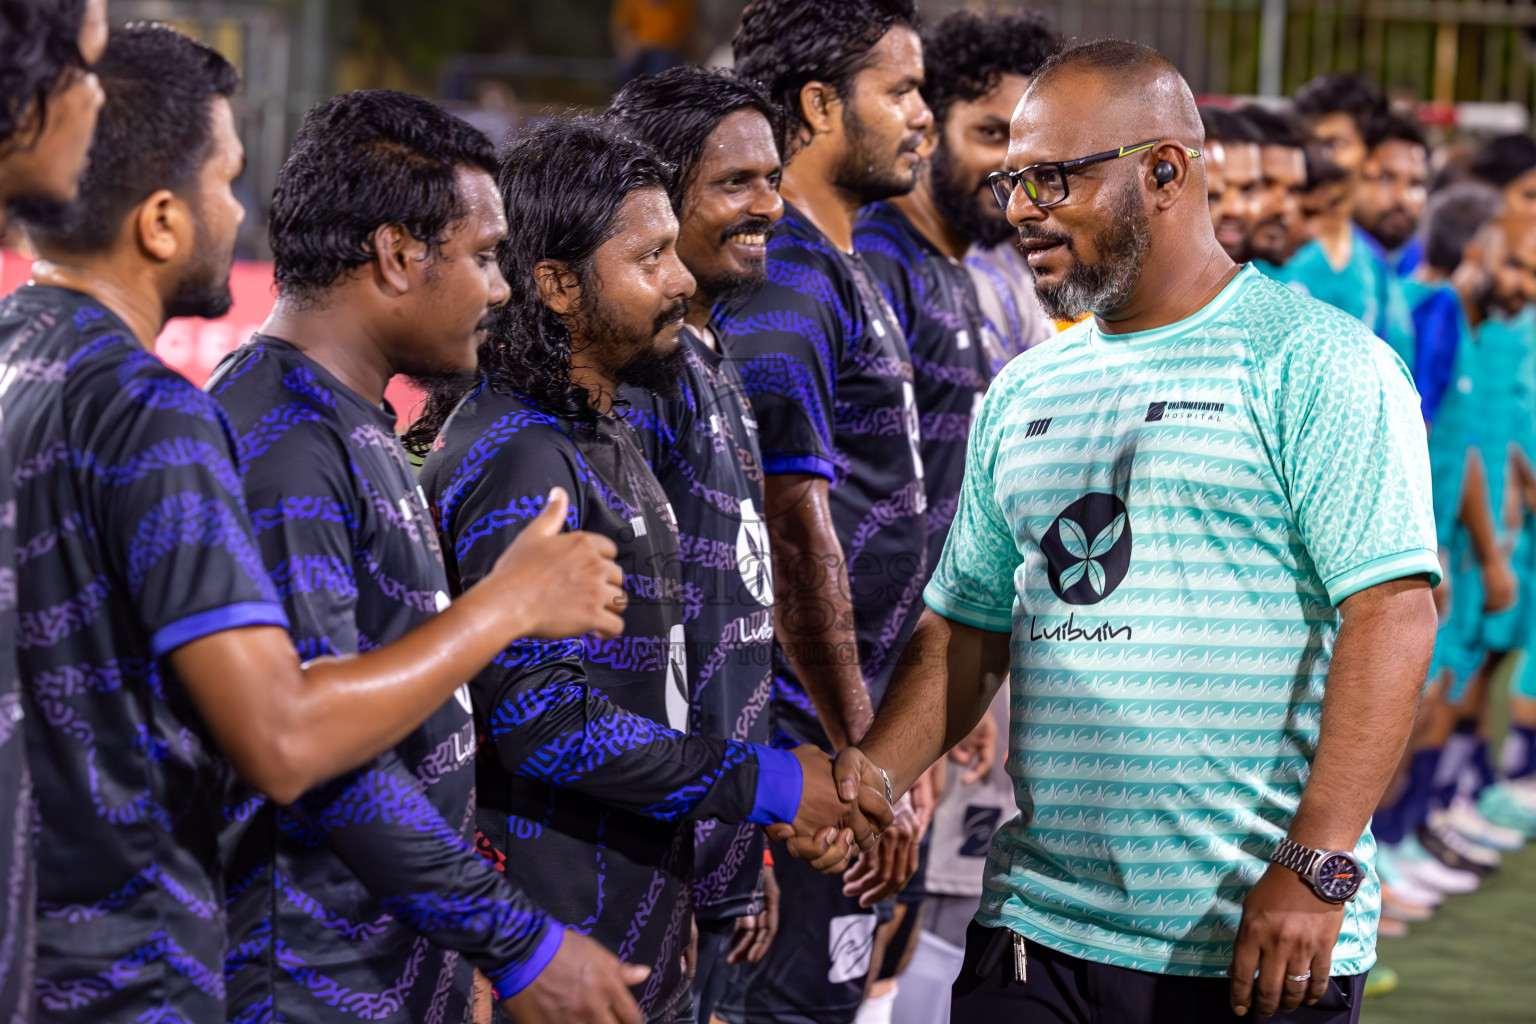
[1199,105,1263,145]
[270,89,497,300]
[12,22,237,254]
[1237,104,1307,149]
[1292,73,1385,135]
[403,117,672,452]
[920,8,1059,124]
[1421,180,1501,274]
[733,0,918,155]
[0,0,87,148]
[1469,133,1536,188]
[607,65,778,211]
[1365,109,1428,153]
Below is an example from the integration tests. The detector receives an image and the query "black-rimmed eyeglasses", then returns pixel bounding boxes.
[987,140,1203,211]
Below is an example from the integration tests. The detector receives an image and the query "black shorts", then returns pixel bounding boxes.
[951,922,1366,1024]
[714,843,894,1024]
[693,917,736,1024]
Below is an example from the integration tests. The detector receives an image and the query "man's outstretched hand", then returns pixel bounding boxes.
[764,745,895,873]
[501,929,650,1024]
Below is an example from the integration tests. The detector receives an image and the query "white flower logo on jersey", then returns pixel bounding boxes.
[736,497,774,607]
[665,622,689,733]
[1043,493,1133,605]
[1056,511,1127,597]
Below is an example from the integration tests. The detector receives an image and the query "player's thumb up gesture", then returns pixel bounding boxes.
[500,929,651,1024]
[485,487,627,640]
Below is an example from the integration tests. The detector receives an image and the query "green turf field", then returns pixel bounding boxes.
[1364,656,1535,1024]
[1362,836,1536,1023]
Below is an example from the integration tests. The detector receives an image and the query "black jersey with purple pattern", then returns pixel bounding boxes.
[854,201,992,575]
[619,326,774,924]
[421,384,799,1023]
[0,395,34,1024]
[211,337,560,1024]
[717,204,928,751]
[0,285,289,1024]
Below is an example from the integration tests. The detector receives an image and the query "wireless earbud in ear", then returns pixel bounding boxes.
[1154,160,1176,187]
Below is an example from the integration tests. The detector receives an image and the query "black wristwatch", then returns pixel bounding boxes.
[1270,838,1365,904]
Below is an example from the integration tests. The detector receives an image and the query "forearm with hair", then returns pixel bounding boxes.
[1286,576,1436,851]
[764,474,871,750]
[858,611,1010,797]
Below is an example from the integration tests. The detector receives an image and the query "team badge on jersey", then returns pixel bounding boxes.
[1042,493,1133,604]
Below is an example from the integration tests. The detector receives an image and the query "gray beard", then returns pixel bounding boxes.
[1032,184,1151,321]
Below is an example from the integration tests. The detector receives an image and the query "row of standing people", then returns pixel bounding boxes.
[1196,72,1536,995]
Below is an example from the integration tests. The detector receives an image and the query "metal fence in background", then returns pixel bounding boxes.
[993,0,1536,107]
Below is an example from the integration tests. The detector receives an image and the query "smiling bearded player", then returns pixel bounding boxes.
[606,65,789,1024]
[811,39,1441,1024]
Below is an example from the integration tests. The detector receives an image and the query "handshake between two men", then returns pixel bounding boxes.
[765,744,927,906]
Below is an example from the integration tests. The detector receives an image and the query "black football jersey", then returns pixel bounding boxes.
[854,201,992,573]
[421,384,798,1022]
[718,204,929,750]
[0,285,288,1022]
[211,337,560,1024]
[620,327,774,923]
[0,394,34,1024]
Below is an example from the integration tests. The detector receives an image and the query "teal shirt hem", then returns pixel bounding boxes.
[972,904,1380,980]
[1324,547,1442,606]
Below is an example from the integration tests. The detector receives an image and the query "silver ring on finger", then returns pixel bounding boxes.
[1286,971,1312,984]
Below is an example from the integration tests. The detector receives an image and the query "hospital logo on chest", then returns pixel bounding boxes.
[1041,493,1133,605]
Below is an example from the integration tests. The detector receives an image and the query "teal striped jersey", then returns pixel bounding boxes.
[925,265,1440,977]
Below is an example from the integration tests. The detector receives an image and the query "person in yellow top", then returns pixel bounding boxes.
[611,0,694,83]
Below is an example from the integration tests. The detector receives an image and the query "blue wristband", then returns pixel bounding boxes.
[747,744,803,825]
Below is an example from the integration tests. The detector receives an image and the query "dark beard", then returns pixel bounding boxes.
[833,103,922,204]
[695,213,774,314]
[164,220,234,320]
[1023,179,1151,321]
[583,295,690,400]
[929,141,1015,248]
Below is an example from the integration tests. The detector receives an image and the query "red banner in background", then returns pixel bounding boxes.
[0,251,425,432]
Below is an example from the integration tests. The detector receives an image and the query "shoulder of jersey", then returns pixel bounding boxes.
[1236,269,1382,363]
[440,385,573,461]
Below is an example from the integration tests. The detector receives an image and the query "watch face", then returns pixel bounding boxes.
[1316,853,1364,901]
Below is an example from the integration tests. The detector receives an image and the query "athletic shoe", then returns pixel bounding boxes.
[1441,798,1525,851]
[1375,845,1446,907]
[1376,916,1409,939]
[1364,966,1400,998]
[1501,777,1536,813]
[1418,818,1501,874]
[1391,835,1480,894]
[1478,783,1536,837]
[1379,885,1434,922]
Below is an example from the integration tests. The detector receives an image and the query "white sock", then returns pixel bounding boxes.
[855,982,898,1024]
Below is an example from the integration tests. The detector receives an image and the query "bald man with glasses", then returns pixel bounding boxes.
[807,40,1440,1024]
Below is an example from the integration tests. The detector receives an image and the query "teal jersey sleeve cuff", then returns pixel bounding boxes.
[1324,548,1442,606]
[747,744,803,825]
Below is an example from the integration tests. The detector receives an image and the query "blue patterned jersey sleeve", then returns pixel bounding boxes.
[277,749,563,998]
[239,409,563,993]
[443,429,792,826]
[79,344,287,655]
[717,229,852,481]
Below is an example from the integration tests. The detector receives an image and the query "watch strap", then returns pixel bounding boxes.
[1272,837,1321,877]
